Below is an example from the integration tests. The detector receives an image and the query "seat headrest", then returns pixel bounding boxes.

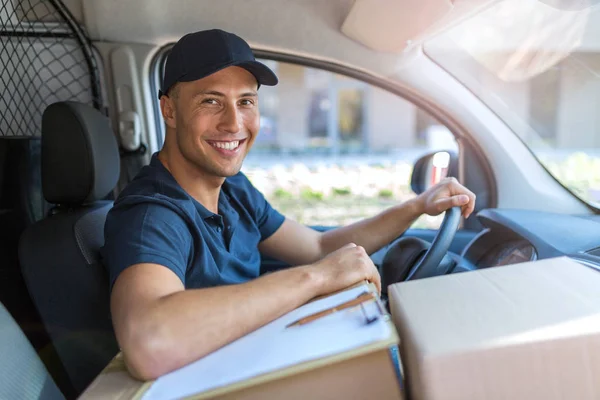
[42,102,120,205]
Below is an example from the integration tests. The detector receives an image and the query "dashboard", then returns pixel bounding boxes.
[454,209,600,273]
[305,208,600,278]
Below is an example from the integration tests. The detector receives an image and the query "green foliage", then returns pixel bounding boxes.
[541,153,600,205]
[332,187,352,196]
[273,188,293,199]
[378,189,394,198]
[300,188,324,201]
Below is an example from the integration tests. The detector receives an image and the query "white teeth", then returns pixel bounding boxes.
[212,141,240,150]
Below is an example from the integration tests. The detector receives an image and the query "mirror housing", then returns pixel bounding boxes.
[410,150,459,195]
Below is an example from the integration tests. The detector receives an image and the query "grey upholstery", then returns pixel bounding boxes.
[0,302,64,400]
[19,102,121,397]
[41,102,120,206]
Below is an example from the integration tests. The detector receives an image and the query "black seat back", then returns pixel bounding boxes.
[19,102,121,396]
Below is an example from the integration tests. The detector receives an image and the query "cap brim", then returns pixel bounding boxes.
[234,60,279,86]
[178,60,278,87]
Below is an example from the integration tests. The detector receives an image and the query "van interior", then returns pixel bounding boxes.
[1,0,599,399]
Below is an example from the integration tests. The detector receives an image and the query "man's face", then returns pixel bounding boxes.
[166,66,260,178]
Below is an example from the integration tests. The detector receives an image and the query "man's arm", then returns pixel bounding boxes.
[259,177,476,265]
[111,243,378,381]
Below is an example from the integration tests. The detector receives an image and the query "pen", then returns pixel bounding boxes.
[286,292,376,328]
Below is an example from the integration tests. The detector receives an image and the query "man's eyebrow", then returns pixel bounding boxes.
[192,90,225,99]
[191,90,258,99]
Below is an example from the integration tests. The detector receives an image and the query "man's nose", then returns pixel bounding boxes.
[217,104,241,134]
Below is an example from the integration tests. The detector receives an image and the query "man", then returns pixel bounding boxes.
[102,29,475,381]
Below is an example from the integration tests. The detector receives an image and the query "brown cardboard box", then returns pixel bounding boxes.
[80,283,405,400]
[80,344,404,400]
[388,257,600,400]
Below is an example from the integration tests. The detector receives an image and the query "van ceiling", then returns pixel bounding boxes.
[72,0,490,77]
[14,0,493,77]
[77,0,400,76]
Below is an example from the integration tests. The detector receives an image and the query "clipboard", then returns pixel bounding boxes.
[80,283,404,400]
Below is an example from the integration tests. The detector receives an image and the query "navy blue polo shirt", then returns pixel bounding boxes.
[101,153,285,290]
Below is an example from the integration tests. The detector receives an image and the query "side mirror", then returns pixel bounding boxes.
[410,150,459,195]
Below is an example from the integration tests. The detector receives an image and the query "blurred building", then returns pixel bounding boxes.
[254,60,453,156]
[254,50,600,159]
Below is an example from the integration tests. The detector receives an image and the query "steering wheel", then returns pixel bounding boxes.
[381,206,461,291]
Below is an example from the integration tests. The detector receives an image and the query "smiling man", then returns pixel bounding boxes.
[102,29,476,380]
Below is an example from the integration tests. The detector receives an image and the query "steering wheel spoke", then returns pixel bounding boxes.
[381,207,461,292]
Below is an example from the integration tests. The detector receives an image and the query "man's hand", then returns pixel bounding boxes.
[309,243,381,295]
[417,177,476,218]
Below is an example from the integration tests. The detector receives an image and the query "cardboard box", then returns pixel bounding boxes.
[388,257,600,400]
[80,283,405,400]
[80,347,404,400]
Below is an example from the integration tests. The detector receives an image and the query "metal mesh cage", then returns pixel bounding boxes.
[0,0,103,138]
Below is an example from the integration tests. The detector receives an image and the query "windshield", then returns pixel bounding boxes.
[424,0,600,207]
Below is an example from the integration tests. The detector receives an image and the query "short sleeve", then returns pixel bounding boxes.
[101,200,192,290]
[233,173,285,241]
[255,196,285,241]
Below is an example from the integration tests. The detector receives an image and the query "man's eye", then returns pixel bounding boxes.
[240,99,255,106]
[203,98,218,105]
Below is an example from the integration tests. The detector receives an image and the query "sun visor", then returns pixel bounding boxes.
[341,0,454,53]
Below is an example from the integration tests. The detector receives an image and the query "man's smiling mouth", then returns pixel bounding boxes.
[206,139,247,153]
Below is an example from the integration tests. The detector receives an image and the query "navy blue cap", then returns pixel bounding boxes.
[159,29,278,99]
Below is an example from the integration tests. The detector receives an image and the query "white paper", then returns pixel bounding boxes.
[142,284,391,400]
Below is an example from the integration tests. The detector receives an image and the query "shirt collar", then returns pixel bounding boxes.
[151,153,232,220]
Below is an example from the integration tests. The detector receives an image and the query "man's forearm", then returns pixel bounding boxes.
[319,197,424,256]
[123,265,320,380]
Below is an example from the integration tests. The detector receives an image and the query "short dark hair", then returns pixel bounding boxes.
[166,82,180,99]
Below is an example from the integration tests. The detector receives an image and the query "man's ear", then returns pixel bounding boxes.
[160,96,177,129]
